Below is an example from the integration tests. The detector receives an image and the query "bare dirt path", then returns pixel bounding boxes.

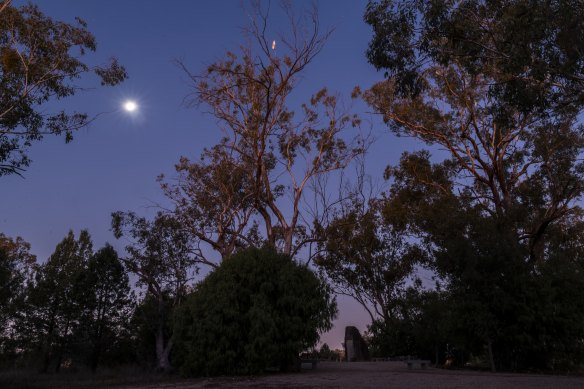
[120,361,584,389]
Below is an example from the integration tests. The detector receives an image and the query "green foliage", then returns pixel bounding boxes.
[174,247,337,376]
[364,284,460,365]
[111,211,201,295]
[508,218,584,370]
[174,2,365,257]
[316,194,425,324]
[111,211,202,372]
[2,231,135,373]
[0,233,35,327]
[76,244,135,371]
[22,230,93,372]
[374,153,584,370]
[365,0,584,116]
[0,233,36,366]
[359,0,584,372]
[364,2,584,265]
[158,148,262,261]
[0,2,126,176]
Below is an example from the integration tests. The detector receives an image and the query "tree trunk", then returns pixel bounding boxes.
[40,314,56,373]
[54,318,70,373]
[41,345,51,374]
[283,228,294,256]
[90,342,101,373]
[155,327,173,372]
[487,339,496,373]
[55,352,63,373]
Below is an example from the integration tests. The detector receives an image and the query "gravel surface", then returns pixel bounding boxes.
[121,361,584,389]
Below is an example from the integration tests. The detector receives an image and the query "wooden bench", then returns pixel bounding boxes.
[406,360,430,369]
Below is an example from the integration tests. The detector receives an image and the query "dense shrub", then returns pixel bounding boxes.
[173,247,337,376]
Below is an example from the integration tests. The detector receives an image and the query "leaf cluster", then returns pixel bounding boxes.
[173,247,337,376]
[0,2,126,176]
[2,230,135,372]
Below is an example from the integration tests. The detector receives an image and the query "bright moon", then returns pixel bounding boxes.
[123,100,138,112]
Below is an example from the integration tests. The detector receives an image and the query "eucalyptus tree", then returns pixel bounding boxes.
[364,0,584,264]
[111,212,201,372]
[315,195,424,324]
[173,2,366,257]
[0,0,126,176]
[362,0,584,371]
[159,146,261,262]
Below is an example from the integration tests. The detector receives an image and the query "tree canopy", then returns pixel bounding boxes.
[315,194,425,324]
[111,211,201,372]
[3,0,584,379]
[77,244,135,372]
[363,0,584,264]
[0,232,36,363]
[365,0,584,116]
[0,0,126,176]
[344,0,584,371]
[167,2,366,258]
[24,230,93,372]
[173,247,337,376]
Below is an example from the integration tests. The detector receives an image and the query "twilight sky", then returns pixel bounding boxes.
[1,0,424,348]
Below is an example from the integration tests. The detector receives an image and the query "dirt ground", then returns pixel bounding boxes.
[120,361,584,389]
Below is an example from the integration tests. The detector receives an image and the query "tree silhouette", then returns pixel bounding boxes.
[0,1,126,176]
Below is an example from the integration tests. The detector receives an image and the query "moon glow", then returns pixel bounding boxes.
[123,100,138,112]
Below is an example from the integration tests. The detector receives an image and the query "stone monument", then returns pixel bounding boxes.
[344,326,369,362]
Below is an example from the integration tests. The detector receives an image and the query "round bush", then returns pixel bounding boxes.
[173,247,337,376]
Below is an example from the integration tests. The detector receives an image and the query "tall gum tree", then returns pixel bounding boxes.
[159,146,261,262]
[363,0,584,371]
[111,212,201,372]
[315,194,425,324]
[173,1,366,257]
[364,0,584,265]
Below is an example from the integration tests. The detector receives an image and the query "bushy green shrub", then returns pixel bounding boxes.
[173,247,336,376]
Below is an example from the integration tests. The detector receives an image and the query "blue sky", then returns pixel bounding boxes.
[1,0,424,348]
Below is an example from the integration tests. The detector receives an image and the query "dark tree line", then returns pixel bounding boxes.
[317,0,584,372]
[110,1,361,372]
[0,229,336,376]
[2,0,584,378]
[1,1,346,377]
[0,231,135,372]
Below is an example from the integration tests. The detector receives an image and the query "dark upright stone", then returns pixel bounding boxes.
[344,326,369,362]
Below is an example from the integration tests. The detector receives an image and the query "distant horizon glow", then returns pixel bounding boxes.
[123,100,138,112]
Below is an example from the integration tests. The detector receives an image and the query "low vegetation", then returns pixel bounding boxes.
[173,247,336,376]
